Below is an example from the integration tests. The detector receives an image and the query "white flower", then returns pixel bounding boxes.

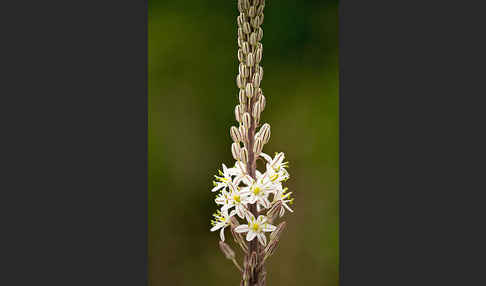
[221,184,251,219]
[241,175,273,209]
[211,164,238,192]
[210,208,236,241]
[273,187,294,217]
[234,214,276,246]
[261,152,289,183]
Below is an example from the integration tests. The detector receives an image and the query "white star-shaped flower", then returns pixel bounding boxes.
[210,208,236,241]
[211,164,238,192]
[234,213,276,246]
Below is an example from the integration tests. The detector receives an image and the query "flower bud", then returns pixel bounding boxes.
[237,14,245,27]
[239,125,247,142]
[239,89,247,105]
[219,241,236,260]
[243,0,250,11]
[242,41,250,55]
[238,48,245,62]
[235,105,242,122]
[253,73,261,88]
[238,28,245,40]
[248,6,256,17]
[257,64,263,78]
[240,147,248,164]
[242,112,251,129]
[247,53,255,67]
[254,136,263,154]
[250,32,258,46]
[252,16,260,28]
[260,123,271,144]
[257,27,263,41]
[231,142,241,160]
[259,14,264,26]
[264,222,286,260]
[253,102,261,123]
[259,94,266,111]
[239,63,247,78]
[257,4,264,15]
[230,126,242,142]
[243,22,251,34]
[256,46,263,63]
[237,74,245,89]
[245,83,254,98]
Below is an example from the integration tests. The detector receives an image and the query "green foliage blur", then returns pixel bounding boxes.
[149,0,338,285]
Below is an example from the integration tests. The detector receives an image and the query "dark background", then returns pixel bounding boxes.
[148,0,339,285]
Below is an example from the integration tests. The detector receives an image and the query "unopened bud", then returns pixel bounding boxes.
[240,147,248,164]
[239,125,247,142]
[264,222,286,260]
[254,136,263,154]
[238,48,245,62]
[237,74,244,89]
[230,126,242,142]
[250,32,258,46]
[259,13,264,26]
[239,63,247,78]
[253,102,261,124]
[243,22,251,34]
[235,105,242,122]
[238,28,245,41]
[248,6,256,17]
[232,142,241,160]
[257,27,263,41]
[242,112,251,129]
[259,94,266,111]
[242,41,250,55]
[245,83,254,98]
[256,46,263,64]
[243,0,250,11]
[253,73,261,88]
[252,16,260,28]
[247,53,255,67]
[237,14,245,27]
[239,91,247,108]
[257,4,264,15]
[219,241,236,260]
[260,123,271,144]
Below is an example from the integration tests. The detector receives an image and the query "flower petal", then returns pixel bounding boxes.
[210,225,221,232]
[262,223,276,232]
[220,227,226,241]
[246,231,257,242]
[234,225,249,233]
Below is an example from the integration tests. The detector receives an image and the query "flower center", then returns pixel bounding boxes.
[250,223,260,232]
[253,187,262,196]
[233,195,241,203]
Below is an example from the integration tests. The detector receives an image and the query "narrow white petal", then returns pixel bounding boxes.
[262,224,277,232]
[246,231,257,241]
[211,184,224,192]
[210,225,221,232]
[234,225,249,233]
[283,203,293,212]
[220,227,226,241]
[260,152,272,163]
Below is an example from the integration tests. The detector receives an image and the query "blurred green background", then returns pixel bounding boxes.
[149,0,338,285]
